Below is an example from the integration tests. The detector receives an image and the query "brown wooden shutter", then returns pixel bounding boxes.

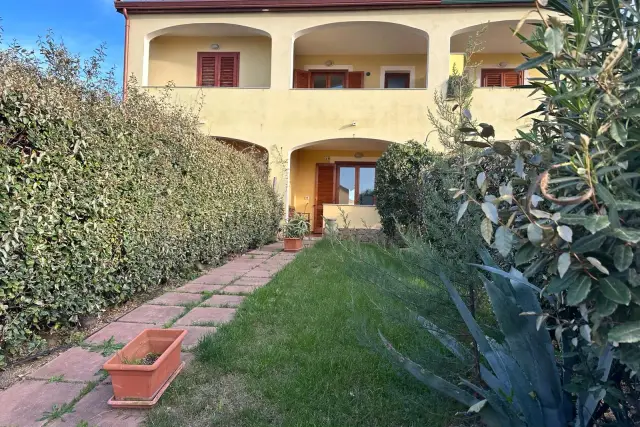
[482,70,503,87]
[314,164,336,233]
[197,53,217,87]
[219,53,239,87]
[293,69,310,88]
[503,71,522,87]
[197,52,239,87]
[347,71,364,88]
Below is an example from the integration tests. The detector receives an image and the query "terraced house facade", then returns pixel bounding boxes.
[115,0,540,232]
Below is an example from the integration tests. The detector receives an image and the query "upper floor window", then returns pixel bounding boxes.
[197,52,239,87]
[293,69,364,89]
[481,69,523,88]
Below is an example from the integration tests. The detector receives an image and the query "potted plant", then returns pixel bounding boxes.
[103,328,187,408]
[283,213,309,252]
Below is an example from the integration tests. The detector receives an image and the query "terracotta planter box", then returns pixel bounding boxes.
[104,328,187,404]
[283,237,303,252]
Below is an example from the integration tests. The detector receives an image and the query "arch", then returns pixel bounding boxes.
[214,136,269,159]
[143,23,273,87]
[290,137,393,153]
[293,20,428,41]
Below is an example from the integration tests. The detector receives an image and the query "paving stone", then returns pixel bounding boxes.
[118,305,184,325]
[188,274,237,285]
[260,242,284,252]
[48,381,145,427]
[221,285,257,295]
[175,307,236,326]
[174,283,223,293]
[174,326,217,349]
[234,277,270,287]
[202,294,246,307]
[85,322,155,345]
[29,347,108,383]
[0,380,85,427]
[148,292,203,306]
[244,269,273,278]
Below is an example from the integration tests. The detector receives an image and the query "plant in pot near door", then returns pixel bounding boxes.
[283,213,309,252]
[103,328,187,408]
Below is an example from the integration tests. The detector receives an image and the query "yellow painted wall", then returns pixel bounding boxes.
[149,36,272,87]
[294,54,427,88]
[449,53,465,75]
[289,149,384,227]
[323,205,382,228]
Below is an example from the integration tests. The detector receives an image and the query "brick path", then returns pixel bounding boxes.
[0,241,311,426]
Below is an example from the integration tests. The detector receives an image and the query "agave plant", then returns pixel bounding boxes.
[382,249,615,426]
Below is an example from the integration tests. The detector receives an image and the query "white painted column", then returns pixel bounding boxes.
[426,29,453,94]
[269,34,294,90]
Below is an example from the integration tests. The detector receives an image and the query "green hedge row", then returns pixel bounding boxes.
[0,41,282,358]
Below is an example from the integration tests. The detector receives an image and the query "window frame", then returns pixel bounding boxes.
[384,72,410,88]
[334,162,377,206]
[480,68,524,88]
[309,70,348,89]
[196,52,240,87]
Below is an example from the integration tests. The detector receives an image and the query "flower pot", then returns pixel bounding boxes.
[283,237,303,252]
[104,328,187,404]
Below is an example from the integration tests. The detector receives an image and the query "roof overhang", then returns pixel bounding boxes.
[114,0,533,14]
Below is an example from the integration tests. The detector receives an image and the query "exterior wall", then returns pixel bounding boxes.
[323,205,382,229]
[289,149,384,227]
[149,36,271,87]
[294,54,427,88]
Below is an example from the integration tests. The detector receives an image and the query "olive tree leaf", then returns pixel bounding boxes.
[559,214,610,234]
[476,172,486,190]
[614,245,633,271]
[600,277,631,305]
[572,233,607,253]
[462,140,492,148]
[531,209,552,219]
[515,155,525,178]
[515,242,540,266]
[544,27,564,57]
[480,217,493,245]
[558,252,571,278]
[456,201,469,224]
[587,257,610,275]
[566,275,591,306]
[527,223,544,244]
[610,120,628,146]
[608,321,640,343]
[611,227,640,244]
[557,225,573,243]
[495,226,513,257]
[531,195,543,207]
[481,202,499,225]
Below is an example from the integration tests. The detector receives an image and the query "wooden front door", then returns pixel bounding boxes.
[314,164,336,233]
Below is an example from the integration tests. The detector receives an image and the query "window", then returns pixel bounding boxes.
[197,52,239,87]
[384,72,410,88]
[335,162,376,206]
[311,71,346,89]
[481,69,523,88]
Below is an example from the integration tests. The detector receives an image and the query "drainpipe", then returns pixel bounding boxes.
[121,4,130,100]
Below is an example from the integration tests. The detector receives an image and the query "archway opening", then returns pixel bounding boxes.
[292,22,428,89]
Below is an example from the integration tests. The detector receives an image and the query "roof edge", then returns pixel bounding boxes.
[114,0,533,14]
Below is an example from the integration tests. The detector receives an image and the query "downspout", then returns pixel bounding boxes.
[121,5,130,100]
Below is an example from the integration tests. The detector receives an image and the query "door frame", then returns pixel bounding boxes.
[313,163,336,233]
[384,72,410,88]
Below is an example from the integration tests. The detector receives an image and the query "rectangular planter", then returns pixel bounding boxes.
[283,237,303,252]
[104,328,187,401]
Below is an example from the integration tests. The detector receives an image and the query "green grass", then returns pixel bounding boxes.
[146,240,465,427]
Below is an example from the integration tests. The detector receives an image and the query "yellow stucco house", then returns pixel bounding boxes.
[115,0,540,233]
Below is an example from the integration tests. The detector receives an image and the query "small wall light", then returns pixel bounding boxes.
[365,71,371,76]
[354,152,364,158]
[498,61,508,68]
[211,43,220,50]
[324,60,334,67]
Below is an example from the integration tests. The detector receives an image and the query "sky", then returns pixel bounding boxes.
[0,0,125,82]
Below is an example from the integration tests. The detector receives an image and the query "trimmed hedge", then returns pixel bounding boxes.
[0,40,282,358]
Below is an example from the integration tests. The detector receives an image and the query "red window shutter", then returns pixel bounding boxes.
[503,71,522,87]
[293,69,310,88]
[197,52,239,87]
[482,70,503,87]
[219,53,239,87]
[347,71,364,88]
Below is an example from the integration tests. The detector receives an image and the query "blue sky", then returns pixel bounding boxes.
[1,0,124,81]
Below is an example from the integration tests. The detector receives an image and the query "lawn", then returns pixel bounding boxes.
[146,239,466,427]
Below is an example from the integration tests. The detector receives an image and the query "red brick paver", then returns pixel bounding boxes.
[176,326,218,349]
[175,307,236,326]
[174,283,223,293]
[118,305,184,325]
[0,380,85,426]
[221,285,257,295]
[85,322,156,345]
[29,347,108,383]
[202,294,246,307]
[148,292,203,306]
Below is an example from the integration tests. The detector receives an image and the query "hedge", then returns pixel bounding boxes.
[0,39,282,359]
